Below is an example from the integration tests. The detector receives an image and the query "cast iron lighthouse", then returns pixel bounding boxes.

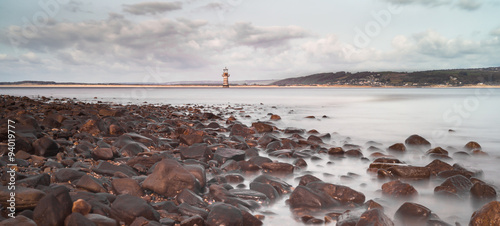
[222,67,230,88]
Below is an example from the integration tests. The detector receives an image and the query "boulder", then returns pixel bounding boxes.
[92,148,114,160]
[249,182,280,202]
[180,144,212,161]
[394,202,432,225]
[176,189,207,208]
[206,203,243,226]
[382,180,418,198]
[93,161,138,177]
[86,213,118,226]
[387,166,430,179]
[288,185,338,210]
[469,201,500,225]
[110,194,160,225]
[252,175,292,195]
[54,168,86,183]
[464,141,481,151]
[214,148,246,164]
[261,162,294,176]
[33,137,60,157]
[142,159,200,197]
[64,212,97,226]
[405,134,431,148]
[357,209,394,226]
[470,182,497,203]
[434,175,473,196]
[111,178,144,197]
[72,199,92,215]
[0,215,37,226]
[251,122,274,133]
[33,186,72,226]
[75,175,107,193]
[425,159,454,176]
[306,182,365,206]
[387,143,406,154]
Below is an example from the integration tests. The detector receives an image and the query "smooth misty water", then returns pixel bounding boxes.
[1,87,499,225]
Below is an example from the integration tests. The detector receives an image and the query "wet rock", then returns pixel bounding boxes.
[111,178,144,197]
[252,174,292,195]
[405,134,431,148]
[382,180,418,198]
[230,123,254,138]
[464,141,481,151]
[297,174,322,186]
[93,161,138,177]
[469,201,500,225]
[257,133,279,147]
[470,182,497,203]
[72,198,92,215]
[75,175,107,193]
[224,173,245,183]
[284,127,305,134]
[229,189,269,204]
[387,166,430,179]
[434,175,473,196]
[288,185,338,210]
[357,209,394,226]
[180,215,205,226]
[33,136,61,157]
[214,148,246,164]
[252,122,274,133]
[142,159,200,197]
[345,149,363,158]
[64,212,96,226]
[394,202,432,225]
[178,203,209,219]
[261,162,294,176]
[426,147,449,156]
[184,164,206,188]
[293,158,308,169]
[206,203,243,226]
[92,148,114,160]
[0,186,46,209]
[180,144,212,161]
[426,159,454,176]
[241,210,263,226]
[81,119,101,136]
[86,213,118,226]
[270,114,281,120]
[54,168,86,183]
[249,182,280,201]
[111,194,160,225]
[328,147,345,156]
[17,173,51,188]
[0,215,37,226]
[387,143,406,154]
[306,182,365,206]
[176,189,207,208]
[119,142,149,157]
[33,186,72,226]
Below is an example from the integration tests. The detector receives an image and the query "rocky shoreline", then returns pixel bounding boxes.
[0,94,498,226]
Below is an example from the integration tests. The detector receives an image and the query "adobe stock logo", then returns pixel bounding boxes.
[9,0,70,53]
[342,4,403,60]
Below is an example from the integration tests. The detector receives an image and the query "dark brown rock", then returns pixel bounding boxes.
[434,175,473,195]
[176,189,207,208]
[75,175,107,193]
[387,143,406,154]
[464,141,481,151]
[387,166,430,179]
[214,148,246,164]
[64,212,96,226]
[206,203,243,226]
[382,180,418,198]
[469,201,500,226]
[249,182,280,201]
[252,174,292,195]
[72,199,92,215]
[92,148,114,160]
[111,194,160,225]
[261,162,294,176]
[298,174,322,186]
[33,136,61,157]
[288,185,338,210]
[394,202,432,225]
[111,178,144,197]
[251,122,274,133]
[180,144,212,161]
[470,182,497,203]
[426,159,454,176]
[306,182,365,206]
[33,186,72,226]
[142,159,199,197]
[180,215,205,226]
[357,208,394,226]
[405,134,431,148]
[0,186,45,210]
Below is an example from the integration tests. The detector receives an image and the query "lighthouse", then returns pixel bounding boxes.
[222,67,230,88]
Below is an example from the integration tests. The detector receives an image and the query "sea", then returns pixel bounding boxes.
[1,87,499,225]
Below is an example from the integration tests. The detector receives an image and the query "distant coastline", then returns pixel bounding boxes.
[1,84,500,88]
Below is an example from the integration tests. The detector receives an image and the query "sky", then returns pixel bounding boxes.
[0,0,500,83]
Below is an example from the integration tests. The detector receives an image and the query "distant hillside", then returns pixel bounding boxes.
[272,67,500,86]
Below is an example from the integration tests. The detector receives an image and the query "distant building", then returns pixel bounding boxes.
[222,67,230,88]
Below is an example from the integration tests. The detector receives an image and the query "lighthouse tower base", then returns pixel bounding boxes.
[222,84,229,88]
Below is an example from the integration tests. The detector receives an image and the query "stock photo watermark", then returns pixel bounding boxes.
[431,76,497,144]
[341,4,403,60]
[6,119,17,218]
[8,0,71,53]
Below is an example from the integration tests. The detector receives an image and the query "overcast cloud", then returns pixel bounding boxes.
[0,0,499,82]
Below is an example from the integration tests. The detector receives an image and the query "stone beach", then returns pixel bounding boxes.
[0,94,499,226]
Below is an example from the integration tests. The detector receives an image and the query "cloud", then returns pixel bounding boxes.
[383,0,482,10]
[123,2,182,15]
[411,30,481,58]
[231,22,309,49]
